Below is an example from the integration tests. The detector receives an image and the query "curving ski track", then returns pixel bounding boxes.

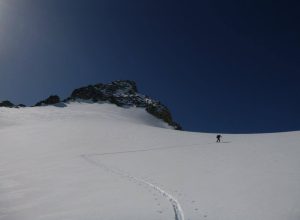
[81,154,185,220]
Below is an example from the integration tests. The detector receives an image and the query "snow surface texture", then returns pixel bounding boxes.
[0,102,299,220]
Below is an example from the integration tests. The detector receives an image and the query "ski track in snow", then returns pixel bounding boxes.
[87,142,212,156]
[81,153,185,220]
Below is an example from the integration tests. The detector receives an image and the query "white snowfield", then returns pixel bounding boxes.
[0,102,299,220]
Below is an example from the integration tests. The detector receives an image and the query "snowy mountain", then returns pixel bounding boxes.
[3,80,182,130]
[0,100,300,220]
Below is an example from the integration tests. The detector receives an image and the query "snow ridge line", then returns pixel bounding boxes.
[81,154,185,220]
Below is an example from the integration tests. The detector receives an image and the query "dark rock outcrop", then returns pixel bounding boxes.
[17,104,26,108]
[35,95,61,107]
[146,104,182,130]
[66,80,182,130]
[0,100,15,108]
[0,101,26,108]
[67,80,138,104]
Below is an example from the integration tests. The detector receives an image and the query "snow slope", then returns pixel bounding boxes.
[0,102,299,220]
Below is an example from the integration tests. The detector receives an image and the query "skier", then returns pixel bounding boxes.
[216,134,222,143]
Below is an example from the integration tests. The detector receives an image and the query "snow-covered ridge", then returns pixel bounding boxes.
[0,80,182,130]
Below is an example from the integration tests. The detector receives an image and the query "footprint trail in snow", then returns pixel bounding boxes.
[81,154,185,220]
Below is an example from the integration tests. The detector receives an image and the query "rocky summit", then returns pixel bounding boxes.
[0,100,26,108]
[66,80,182,130]
[0,100,15,108]
[35,95,61,107]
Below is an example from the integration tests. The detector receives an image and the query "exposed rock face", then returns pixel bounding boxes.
[146,104,182,130]
[67,80,138,104]
[66,80,182,130]
[0,100,15,108]
[17,104,26,108]
[35,95,61,107]
[0,101,26,108]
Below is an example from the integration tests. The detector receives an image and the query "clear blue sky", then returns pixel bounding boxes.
[0,0,299,133]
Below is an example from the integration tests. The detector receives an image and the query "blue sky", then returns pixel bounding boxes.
[0,0,299,133]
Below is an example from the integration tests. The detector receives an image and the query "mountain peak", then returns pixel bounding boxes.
[66,80,182,130]
[0,80,182,130]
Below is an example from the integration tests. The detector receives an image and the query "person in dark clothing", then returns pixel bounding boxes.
[216,134,222,143]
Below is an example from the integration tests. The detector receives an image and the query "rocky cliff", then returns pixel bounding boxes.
[65,80,182,130]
